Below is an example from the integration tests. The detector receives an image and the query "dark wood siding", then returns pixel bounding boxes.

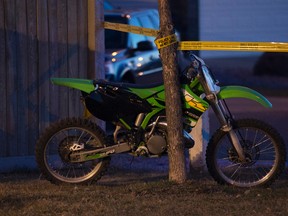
[0,0,91,157]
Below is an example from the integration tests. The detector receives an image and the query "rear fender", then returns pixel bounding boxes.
[51,78,95,94]
[218,86,272,108]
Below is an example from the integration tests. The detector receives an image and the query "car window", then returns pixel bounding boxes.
[128,17,147,48]
[137,15,157,44]
[104,16,128,49]
[149,11,160,28]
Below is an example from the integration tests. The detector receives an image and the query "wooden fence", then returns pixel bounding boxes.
[0,0,94,157]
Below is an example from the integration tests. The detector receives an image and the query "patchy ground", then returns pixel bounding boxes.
[1,154,288,216]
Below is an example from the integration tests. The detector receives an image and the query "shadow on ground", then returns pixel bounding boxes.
[1,153,287,189]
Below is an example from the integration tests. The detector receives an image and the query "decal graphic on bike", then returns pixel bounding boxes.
[182,89,207,112]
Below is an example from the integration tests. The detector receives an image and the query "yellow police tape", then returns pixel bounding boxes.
[154,34,178,49]
[178,41,288,52]
[104,22,158,37]
[103,22,288,52]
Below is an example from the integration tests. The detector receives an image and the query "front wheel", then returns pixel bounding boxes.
[206,119,286,187]
[35,118,110,185]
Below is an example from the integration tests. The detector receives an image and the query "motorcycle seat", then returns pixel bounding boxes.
[93,79,164,89]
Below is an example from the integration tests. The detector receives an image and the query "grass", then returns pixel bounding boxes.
[1,167,288,216]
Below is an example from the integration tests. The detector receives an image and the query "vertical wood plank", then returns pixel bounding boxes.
[88,0,105,80]
[27,0,38,154]
[0,0,7,156]
[15,0,28,155]
[1,0,90,158]
[94,0,105,80]
[67,0,80,117]
[48,0,60,122]
[57,0,68,118]
[5,0,18,156]
[88,0,105,129]
[37,0,50,133]
[87,0,95,79]
[78,0,88,79]
[76,0,88,117]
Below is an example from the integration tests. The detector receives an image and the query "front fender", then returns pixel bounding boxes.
[218,86,272,108]
[51,78,95,94]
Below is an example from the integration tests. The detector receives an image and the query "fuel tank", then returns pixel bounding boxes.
[84,82,152,121]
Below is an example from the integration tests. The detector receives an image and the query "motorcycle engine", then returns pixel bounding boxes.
[146,133,167,155]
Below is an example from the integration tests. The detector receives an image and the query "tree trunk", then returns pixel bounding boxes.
[157,0,187,183]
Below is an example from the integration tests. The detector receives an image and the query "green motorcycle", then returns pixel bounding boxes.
[35,54,286,187]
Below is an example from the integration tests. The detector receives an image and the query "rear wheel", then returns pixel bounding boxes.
[35,118,110,185]
[206,119,286,187]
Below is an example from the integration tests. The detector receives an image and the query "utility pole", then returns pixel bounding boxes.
[157,0,187,183]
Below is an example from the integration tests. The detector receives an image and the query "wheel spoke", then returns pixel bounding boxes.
[254,137,271,148]
[258,145,275,154]
[207,119,285,187]
[44,126,105,183]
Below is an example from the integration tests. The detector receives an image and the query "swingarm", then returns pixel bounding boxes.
[69,142,131,162]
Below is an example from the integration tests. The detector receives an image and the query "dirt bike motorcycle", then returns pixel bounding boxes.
[35,54,286,187]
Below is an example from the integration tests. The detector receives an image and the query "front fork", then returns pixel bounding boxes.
[208,95,246,161]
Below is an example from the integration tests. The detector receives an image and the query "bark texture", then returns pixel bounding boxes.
[157,0,187,183]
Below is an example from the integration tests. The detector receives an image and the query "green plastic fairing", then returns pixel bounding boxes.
[218,86,272,108]
[51,78,95,93]
[129,85,165,99]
